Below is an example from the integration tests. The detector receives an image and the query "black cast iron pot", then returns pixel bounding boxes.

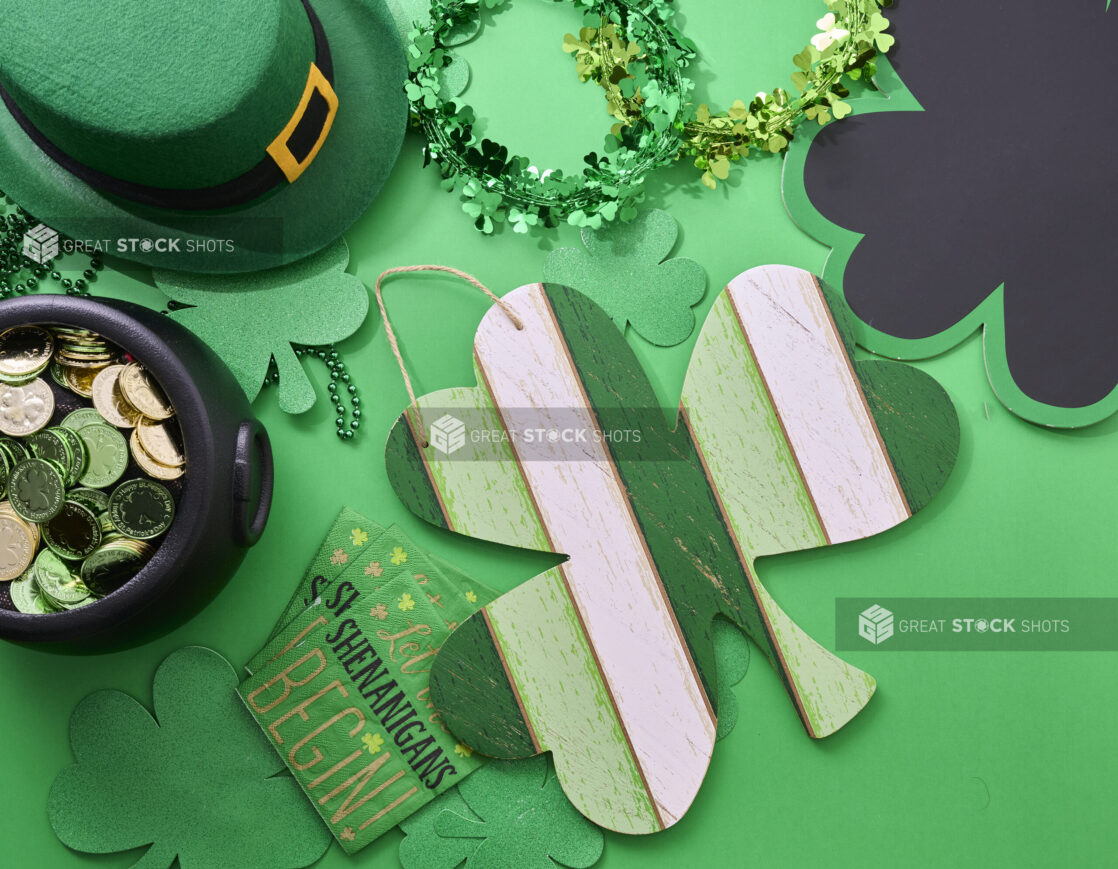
[0,295,273,647]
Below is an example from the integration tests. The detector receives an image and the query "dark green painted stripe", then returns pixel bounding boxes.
[541,283,782,708]
[679,408,797,702]
[855,360,961,514]
[384,412,450,531]
[428,609,537,758]
[814,276,960,515]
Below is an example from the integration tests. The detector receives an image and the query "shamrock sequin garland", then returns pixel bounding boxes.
[407,0,695,234]
[570,0,894,189]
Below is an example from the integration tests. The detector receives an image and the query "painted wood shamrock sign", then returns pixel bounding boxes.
[384,266,960,834]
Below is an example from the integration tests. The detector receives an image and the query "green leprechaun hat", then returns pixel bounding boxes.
[0,0,407,273]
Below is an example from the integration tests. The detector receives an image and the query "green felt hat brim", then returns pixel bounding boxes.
[0,0,407,274]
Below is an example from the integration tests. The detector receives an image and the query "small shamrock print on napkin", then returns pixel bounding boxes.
[47,647,331,869]
[544,209,706,347]
[156,240,368,415]
[398,756,604,869]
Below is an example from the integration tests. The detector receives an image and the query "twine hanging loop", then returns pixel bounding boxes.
[374,265,523,446]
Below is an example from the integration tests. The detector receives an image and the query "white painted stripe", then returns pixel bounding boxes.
[728,266,909,543]
[474,284,715,827]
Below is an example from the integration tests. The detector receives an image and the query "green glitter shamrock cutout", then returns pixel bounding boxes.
[543,209,706,346]
[48,646,331,869]
[398,756,604,869]
[155,240,368,415]
[713,619,751,741]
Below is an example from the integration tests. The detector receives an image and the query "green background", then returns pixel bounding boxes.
[3,1,1116,866]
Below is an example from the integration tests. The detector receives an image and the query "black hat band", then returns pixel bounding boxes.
[0,0,336,213]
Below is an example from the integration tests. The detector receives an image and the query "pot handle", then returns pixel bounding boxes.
[232,420,274,547]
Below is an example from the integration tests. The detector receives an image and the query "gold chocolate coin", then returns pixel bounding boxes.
[0,326,54,381]
[119,364,173,421]
[0,323,184,614]
[52,327,116,367]
[0,379,55,436]
[0,510,35,581]
[0,502,38,548]
[1,502,40,544]
[62,364,106,399]
[91,365,141,428]
[135,419,185,468]
[129,429,184,481]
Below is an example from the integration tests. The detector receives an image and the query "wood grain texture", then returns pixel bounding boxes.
[384,416,449,531]
[545,282,731,700]
[680,291,826,560]
[475,284,714,829]
[727,265,910,543]
[425,611,536,759]
[855,361,962,513]
[418,383,551,551]
[749,578,876,737]
[680,274,889,735]
[484,567,660,833]
[385,270,960,835]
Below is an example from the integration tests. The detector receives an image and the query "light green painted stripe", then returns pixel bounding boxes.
[418,378,550,553]
[485,567,660,834]
[680,292,826,559]
[751,580,876,737]
[682,292,875,736]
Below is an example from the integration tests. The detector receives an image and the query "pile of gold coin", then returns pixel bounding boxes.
[54,327,118,371]
[0,324,184,614]
[93,362,184,481]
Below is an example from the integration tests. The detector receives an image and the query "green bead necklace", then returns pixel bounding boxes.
[263,347,361,441]
[0,192,101,298]
[1,191,360,441]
